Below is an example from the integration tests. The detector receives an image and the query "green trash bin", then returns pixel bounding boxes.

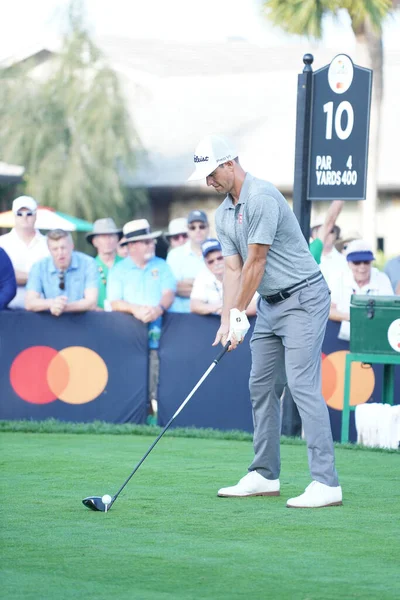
[350,295,400,355]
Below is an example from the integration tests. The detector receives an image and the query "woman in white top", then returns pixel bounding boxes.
[329,239,393,339]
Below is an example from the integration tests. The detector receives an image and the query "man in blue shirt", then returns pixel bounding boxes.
[108,218,176,424]
[166,210,209,312]
[0,248,17,309]
[25,229,98,315]
[107,219,175,326]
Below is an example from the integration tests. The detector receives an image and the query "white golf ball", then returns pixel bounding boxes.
[102,494,112,505]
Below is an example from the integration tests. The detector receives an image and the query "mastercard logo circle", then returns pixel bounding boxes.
[10,346,108,405]
[322,350,375,410]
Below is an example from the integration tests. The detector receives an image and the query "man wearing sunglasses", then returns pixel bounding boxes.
[188,134,341,509]
[167,210,209,312]
[0,196,49,308]
[25,229,98,316]
[191,238,258,317]
[329,239,394,340]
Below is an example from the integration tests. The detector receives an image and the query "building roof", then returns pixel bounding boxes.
[0,161,25,184]
[2,37,399,192]
[96,37,400,192]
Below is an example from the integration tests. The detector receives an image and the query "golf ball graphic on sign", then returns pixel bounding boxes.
[102,494,112,504]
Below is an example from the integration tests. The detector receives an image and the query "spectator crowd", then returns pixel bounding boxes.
[1,194,399,321]
[1,194,399,423]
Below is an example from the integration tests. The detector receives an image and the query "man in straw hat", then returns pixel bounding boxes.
[86,218,123,309]
[107,218,175,331]
[108,218,176,423]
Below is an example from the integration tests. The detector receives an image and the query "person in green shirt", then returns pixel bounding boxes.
[309,200,344,265]
[86,218,124,309]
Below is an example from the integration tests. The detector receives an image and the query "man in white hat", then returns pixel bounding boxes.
[164,217,188,251]
[86,218,123,309]
[188,134,341,509]
[0,195,49,308]
[330,239,394,340]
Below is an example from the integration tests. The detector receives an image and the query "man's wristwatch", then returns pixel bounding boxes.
[158,304,166,314]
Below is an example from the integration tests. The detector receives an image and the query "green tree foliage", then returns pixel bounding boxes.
[0,1,146,224]
[262,0,392,38]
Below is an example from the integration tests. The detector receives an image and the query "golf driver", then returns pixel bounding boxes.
[82,341,231,512]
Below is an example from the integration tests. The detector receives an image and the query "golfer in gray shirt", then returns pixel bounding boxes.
[188,134,342,508]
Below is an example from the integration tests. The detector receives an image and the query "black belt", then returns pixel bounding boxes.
[262,272,323,305]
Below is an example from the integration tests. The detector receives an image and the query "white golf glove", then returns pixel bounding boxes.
[229,308,250,343]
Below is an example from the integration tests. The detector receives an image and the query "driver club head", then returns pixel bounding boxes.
[82,496,111,512]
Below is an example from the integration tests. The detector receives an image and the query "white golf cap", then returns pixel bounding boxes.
[12,195,37,213]
[188,135,238,181]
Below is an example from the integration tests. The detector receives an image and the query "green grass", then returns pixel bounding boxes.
[1,429,399,600]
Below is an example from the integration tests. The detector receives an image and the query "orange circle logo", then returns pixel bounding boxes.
[322,350,375,410]
[10,346,108,404]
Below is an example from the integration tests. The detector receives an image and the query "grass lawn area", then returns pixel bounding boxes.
[1,425,399,600]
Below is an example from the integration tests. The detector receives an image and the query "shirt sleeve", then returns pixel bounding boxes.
[309,239,323,264]
[215,223,239,257]
[160,261,176,292]
[26,261,44,294]
[166,247,183,280]
[0,249,17,309]
[383,260,396,291]
[246,194,279,246]
[84,257,100,289]
[190,272,207,302]
[106,264,124,302]
[378,272,395,296]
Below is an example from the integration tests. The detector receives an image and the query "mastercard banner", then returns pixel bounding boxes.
[0,311,149,424]
[158,315,400,442]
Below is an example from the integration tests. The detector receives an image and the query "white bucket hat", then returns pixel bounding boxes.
[121,219,162,245]
[188,135,238,181]
[165,217,188,238]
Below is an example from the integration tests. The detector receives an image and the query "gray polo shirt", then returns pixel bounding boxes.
[215,173,319,296]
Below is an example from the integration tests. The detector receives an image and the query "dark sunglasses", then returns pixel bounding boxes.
[188,224,207,231]
[58,271,65,291]
[170,233,188,242]
[16,211,34,217]
[207,255,224,265]
[352,260,372,266]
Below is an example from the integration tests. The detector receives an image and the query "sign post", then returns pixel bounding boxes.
[293,53,373,240]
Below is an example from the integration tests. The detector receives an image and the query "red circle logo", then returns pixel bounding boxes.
[10,346,108,404]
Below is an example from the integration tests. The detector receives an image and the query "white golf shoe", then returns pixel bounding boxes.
[218,471,280,497]
[286,481,343,508]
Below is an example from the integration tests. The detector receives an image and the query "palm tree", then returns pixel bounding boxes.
[0,0,146,224]
[262,0,393,249]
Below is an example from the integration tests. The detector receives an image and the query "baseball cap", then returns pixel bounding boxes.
[187,210,208,225]
[188,135,238,181]
[12,195,37,213]
[345,239,375,262]
[202,238,222,258]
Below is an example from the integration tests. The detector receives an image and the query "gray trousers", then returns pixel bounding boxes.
[248,278,339,487]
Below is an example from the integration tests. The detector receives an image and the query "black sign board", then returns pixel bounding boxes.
[307,54,372,201]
